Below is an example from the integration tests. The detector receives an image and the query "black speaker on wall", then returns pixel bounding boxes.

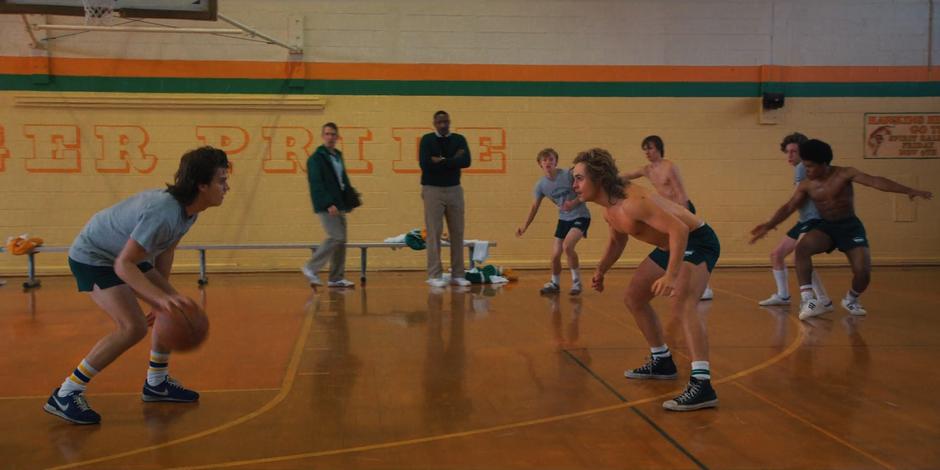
[762,92,785,110]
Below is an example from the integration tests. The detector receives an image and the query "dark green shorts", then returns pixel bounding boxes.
[814,216,869,253]
[648,223,721,273]
[554,217,590,239]
[68,257,154,292]
[786,219,822,240]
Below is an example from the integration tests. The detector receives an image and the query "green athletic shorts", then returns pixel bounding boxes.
[647,223,721,272]
[814,216,869,253]
[554,217,590,239]
[786,219,822,240]
[68,257,153,292]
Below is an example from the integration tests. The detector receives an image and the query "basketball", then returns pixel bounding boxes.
[154,302,209,352]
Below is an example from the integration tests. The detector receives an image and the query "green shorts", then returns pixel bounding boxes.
[554,217,590,239]
[68,257,153,292]
[814,216,869,253]
[648,223,721,272]
[786,219,822,240]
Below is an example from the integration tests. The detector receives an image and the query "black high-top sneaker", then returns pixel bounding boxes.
[624,354,678,380]
[662,377,718,411]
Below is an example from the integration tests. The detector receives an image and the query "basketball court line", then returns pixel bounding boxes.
[149,286,810,469]
[47,311,315,470]
[584,286,897,469]
[705,287,898,469]
[46,283,889,470]
[732,382,896,470]
[562,349,709,470]
[162,302,807,470]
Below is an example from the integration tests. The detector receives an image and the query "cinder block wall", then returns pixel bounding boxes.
[1,0,938,275]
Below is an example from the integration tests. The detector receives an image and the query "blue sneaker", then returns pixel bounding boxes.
[142,377,200,403]
[43,388,101,425]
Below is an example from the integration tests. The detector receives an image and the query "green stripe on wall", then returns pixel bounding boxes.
[1,75,939,97]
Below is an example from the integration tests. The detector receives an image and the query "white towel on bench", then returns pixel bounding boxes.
[470,240,489,264]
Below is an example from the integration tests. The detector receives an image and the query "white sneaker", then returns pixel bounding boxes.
[818,298,834,312]
[798,298,829,320]
[427,278,448,288]
[451,277,471,287]
[328,279,355,288]
[301,266,322,286]
[570,281,582,296]
[759,293,791,306]
[841,298,867,316]
[539,281,560,295]
[700,287,714,301]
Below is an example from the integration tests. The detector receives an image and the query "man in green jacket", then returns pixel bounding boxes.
[303,122,358,288]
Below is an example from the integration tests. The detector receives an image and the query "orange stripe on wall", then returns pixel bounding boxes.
[0,56,938,82]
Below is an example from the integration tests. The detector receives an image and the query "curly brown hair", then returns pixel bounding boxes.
[572,148,626,200]
[780,132,808,152]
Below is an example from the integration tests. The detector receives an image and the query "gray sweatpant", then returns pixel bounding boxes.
[304,212,347,282]
[422,185,465,279]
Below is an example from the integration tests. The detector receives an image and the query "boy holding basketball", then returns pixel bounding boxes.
[516,148,590,295]
[44,146,230,425]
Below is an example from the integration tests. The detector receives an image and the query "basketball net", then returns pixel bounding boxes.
[82,0,116,26]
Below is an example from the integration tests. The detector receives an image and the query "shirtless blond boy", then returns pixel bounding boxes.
[574,148,720,411]
[621,136,713,300]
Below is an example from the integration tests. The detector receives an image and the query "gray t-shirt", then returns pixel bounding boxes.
[533,168,591,221]
[69,189,197,266]
[794,162,821,222]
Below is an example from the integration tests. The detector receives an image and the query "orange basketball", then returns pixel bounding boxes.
[154,302,209,352]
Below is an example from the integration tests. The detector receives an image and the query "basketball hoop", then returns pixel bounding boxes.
[82,0,116,26]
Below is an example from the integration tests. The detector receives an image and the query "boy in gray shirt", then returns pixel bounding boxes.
[517,148,591,295]
[758,132,831,310]
[44,147,230,425]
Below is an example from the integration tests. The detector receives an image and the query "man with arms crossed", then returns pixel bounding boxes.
[419,110,473,288]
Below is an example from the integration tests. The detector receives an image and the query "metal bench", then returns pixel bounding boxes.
[2,241,496,289]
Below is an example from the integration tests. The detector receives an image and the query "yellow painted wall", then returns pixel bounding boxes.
[1,92,938,276]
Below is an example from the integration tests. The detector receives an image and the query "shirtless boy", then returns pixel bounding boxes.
[574,148,720,411]
[620,136,713,300]
[751,139,932,319]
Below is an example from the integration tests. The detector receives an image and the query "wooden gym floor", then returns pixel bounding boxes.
[1,267,938,469]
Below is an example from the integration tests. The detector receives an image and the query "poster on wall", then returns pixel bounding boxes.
[864,113,940,159]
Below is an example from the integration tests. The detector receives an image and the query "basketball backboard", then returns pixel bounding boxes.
[0,0,217,21]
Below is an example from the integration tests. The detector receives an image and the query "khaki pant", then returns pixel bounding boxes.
[422,185,465,279]
[304,212,347,282]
